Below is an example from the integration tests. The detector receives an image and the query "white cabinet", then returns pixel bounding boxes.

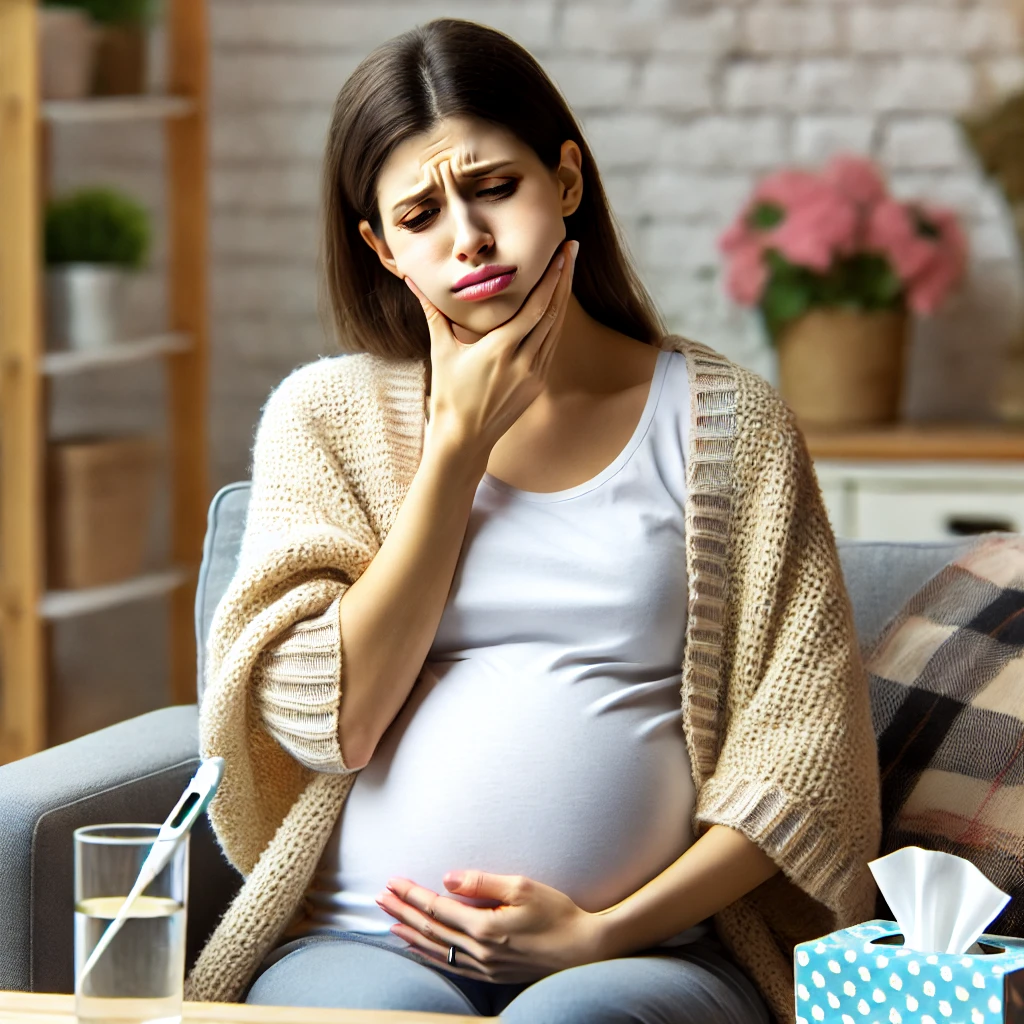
[813,461,1024,540]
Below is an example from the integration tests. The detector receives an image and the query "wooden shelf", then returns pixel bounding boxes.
[802,422,1024,462]
[41,332,192,376]
[0,0,210,764]
[39,568,191,620]
[41,95,196,124]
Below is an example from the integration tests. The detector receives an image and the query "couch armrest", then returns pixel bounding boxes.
[0,705,242,994]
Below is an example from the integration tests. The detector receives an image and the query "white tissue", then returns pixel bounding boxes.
[868,846,1011,955]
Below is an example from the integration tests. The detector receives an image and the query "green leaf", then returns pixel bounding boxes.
[748,202,785,231]
[764,248,794,274]
[761,275,812,343]
[752,247,907,330]
[44,0,155,25]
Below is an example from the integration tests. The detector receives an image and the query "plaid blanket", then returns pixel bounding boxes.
[864,533,1024,938]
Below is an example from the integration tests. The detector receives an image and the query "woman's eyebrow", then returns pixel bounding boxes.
[391,159,516,214]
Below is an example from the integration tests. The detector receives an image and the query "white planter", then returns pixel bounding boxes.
[45,265,129,351]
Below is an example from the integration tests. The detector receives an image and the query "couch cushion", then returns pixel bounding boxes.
[864,533,1024,937]
[195,482,251,704]
[837,538,977,651]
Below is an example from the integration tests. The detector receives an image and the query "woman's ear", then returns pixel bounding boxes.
[556,141,584,218]
[357,219,403,280]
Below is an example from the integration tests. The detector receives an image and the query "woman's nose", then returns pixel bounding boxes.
[450,205,494,262]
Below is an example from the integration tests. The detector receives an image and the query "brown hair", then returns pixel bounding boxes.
[319,17,666,359]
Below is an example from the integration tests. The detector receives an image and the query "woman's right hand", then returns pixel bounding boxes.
[404,237,579,467]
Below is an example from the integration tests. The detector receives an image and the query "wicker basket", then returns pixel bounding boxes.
[47,435,162,590]
[776,307,910,427]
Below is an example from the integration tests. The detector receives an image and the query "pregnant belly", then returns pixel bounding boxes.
[326,657,695,916]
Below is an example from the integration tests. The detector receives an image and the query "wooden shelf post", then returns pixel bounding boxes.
[0,0,46,761]
[166,0,210,705]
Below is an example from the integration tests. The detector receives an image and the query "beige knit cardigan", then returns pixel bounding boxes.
[184,334,882,1024]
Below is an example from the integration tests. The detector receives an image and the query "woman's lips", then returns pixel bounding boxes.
[452,269,517,300]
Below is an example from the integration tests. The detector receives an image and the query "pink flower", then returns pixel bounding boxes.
[717,153,968,316]
[865,200,936,280]
[753,170,859,270]
[866,200,967,314]
[719,203,767,303]
[723,238,768,305]
[718,169,858,299]
[823,153,889,209]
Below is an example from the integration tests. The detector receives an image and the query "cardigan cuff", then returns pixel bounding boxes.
[253,594,357,775]
[694,770,869,923]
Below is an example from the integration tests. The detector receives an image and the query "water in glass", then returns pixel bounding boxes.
[74,893,186,1024]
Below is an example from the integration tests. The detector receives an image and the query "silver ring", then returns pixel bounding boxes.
[448,945,458,966]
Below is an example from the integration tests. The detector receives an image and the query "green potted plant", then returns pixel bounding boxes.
[45,186,152,351]
[46,0,157,95]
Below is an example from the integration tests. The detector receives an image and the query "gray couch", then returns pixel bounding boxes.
[0,480,978,995]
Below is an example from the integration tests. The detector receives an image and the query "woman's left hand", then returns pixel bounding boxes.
[375,870,607,983]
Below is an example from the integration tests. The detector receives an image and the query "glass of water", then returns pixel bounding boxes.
[74,824,189,1024]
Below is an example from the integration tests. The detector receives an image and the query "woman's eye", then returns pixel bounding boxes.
[404,208,437,230]
[402,181,516,231]
[478,181,516,198]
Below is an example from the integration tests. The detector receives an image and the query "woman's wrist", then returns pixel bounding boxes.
[584,908,621,962]
[584,826,780,962]
[587,905,637,961]
[423,418,490,487]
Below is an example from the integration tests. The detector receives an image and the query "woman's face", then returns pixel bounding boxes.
[359,115,583,342]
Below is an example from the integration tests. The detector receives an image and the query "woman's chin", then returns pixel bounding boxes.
[449,300,523,340]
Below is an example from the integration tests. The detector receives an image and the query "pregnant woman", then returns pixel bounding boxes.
[185,17,881,1024]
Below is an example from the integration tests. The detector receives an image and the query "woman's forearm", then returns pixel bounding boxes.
[592,824,780,959]
[337,428,487,770]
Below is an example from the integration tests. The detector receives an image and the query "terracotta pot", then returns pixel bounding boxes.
[38,8,100,100]
[776,307,910,427]
[93,24,148,95]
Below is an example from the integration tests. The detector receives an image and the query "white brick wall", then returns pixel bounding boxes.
[51,0,1024,490]
[42,1,1024,734]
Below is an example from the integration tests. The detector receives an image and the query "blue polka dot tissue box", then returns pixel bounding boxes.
[794,919,1024,1024]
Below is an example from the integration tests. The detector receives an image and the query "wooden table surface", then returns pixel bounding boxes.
[0,992,493,1023]
[800,421,1024,461]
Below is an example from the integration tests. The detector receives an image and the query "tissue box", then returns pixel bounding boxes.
[795,920,1024,1024]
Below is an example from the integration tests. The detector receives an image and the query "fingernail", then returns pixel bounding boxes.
[557,255,565,270]
[570,239,580,258]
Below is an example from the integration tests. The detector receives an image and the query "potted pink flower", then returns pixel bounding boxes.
[719,153,968,427]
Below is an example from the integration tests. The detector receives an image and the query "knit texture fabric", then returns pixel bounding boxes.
[184,334,882,1023]
[253,594,350,773]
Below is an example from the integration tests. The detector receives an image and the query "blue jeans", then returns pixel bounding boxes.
[243,928,772,1023]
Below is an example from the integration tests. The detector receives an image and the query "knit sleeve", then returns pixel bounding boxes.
[199,360,386,873]
[692,384,882,933]
[252,594,358,775]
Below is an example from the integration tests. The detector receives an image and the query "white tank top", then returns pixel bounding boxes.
[289,347,707,948]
